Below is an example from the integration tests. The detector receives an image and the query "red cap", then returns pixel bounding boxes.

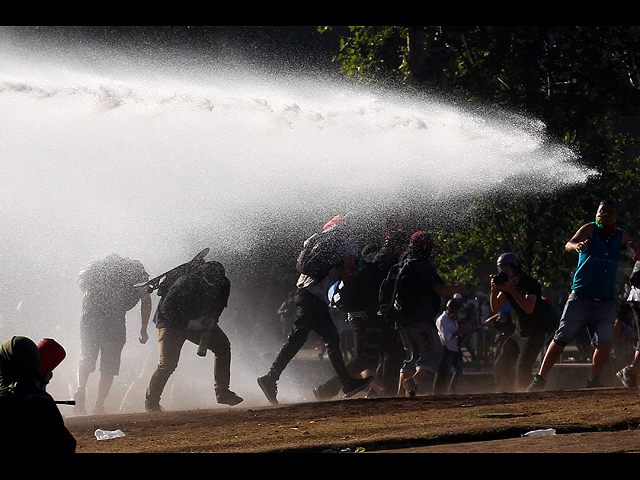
[36,338,66,376]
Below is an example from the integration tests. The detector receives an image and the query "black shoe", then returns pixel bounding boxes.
[217,390,244,406]
[526,374,546,392]
[403,377,418,398]
[257,375,278,405]
[617,366,638,388]
[586,377,605,389]
[342,376,373,398]
[145,402,164,413]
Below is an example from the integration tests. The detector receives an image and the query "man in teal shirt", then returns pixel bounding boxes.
[528,201,639,391]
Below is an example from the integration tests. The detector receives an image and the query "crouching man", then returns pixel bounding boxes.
[145,261,243,412]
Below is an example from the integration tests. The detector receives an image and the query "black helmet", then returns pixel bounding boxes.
[497,252,521,270]
[446,298,462,312]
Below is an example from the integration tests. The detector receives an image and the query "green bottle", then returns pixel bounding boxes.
[197,330,211,357]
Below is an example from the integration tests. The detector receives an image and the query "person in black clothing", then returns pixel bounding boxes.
[490,253,552,392]
[0,336,76,453]
[397,232,467,397]
[314,239,404,400]
[257,214,373,405]
[145,261,243,412]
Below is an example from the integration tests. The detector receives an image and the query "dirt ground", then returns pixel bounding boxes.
[65,387,640,453]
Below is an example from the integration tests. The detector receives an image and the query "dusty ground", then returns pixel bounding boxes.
[65,387,640,453]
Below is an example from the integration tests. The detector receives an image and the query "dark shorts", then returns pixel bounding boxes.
[79,314,127,376]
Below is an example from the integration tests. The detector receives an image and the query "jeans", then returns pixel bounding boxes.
[397,322,443,375]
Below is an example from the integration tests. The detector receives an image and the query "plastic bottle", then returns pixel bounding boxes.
[95,429,126,440]
[197,330,212,357]
[521,428,556,437]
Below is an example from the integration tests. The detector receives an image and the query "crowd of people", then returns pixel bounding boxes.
[2,200,639,453]
[261,201,640,400]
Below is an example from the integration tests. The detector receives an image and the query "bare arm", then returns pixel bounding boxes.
[139,293,151,344]
[565,223,594,253]
[621,231,640,261]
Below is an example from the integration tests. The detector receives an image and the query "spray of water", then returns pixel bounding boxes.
[0,35,596,411]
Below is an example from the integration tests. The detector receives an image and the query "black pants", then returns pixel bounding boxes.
[268,288,351,385]
[434,346,463,395]
[494,331,546,392]
[315,310,397,398]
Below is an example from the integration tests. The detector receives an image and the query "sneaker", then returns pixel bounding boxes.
[403,377,418,398]
[617,366,638,388]
[526,374,546,392]
[586,377,605,389]
[313,385,332,401]
[217,390,244,406]
[257,375,279,405]
[342,376,374,398]
[145,402,164,413]
[73,389,86,415]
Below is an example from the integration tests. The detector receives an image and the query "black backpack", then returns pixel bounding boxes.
[296,229,345,279]
[332,259,380,312]
[378,262,403,316]
[379,257,439,317]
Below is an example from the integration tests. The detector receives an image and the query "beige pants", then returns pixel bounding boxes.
[145,325,231,408]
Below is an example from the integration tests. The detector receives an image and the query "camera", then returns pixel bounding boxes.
[492,271,510,285]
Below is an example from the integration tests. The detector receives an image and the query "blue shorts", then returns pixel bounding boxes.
[553,292,617,347]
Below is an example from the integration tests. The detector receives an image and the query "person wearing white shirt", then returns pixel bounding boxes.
[434,298,465,394]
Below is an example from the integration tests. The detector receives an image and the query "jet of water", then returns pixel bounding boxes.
[0,34,596,410]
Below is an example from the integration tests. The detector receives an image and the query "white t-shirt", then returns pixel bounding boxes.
[436,311,459,352]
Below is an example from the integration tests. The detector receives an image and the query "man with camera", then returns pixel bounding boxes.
[490,253,552,392]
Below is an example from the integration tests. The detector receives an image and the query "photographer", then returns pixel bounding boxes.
[490,253,550,392]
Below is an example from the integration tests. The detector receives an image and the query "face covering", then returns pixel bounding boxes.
[595,215,616,228]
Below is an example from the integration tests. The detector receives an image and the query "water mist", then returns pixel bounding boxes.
[0,34,595,411]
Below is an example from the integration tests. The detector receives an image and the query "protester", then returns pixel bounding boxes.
[394,231,467,397]
[277,291,296,344]
[528,201,639,391]
[257,214,373,404]
[0,336,76,453]
[75,253,151,414]
[371,231,410,395]
[612,302,636,376]
[314,242,395,400]
[145,260,243,412]
[490,253,555,392]
[616,261,640,387]
[434,298,465,395]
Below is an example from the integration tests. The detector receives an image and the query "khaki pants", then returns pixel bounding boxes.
[146,325,231,408]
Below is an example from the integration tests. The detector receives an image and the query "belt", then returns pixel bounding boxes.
[571,290,614,301]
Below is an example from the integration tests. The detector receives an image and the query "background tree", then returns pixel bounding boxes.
[325,26,640,294]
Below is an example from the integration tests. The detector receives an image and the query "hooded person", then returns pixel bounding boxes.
[145,260,243,412]
[257,213,373,404]
[395,231,467,397]
[0,336,76,453]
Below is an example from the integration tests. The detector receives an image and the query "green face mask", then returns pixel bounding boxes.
[595,215,616,228]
